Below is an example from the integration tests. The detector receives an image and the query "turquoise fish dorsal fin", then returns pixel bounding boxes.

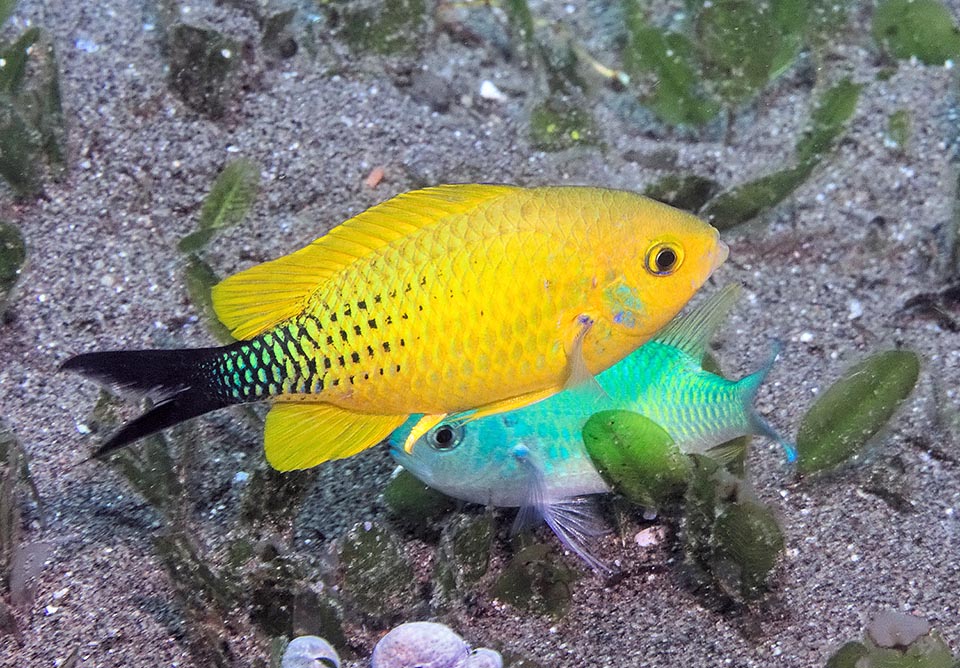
[652,283,742,363]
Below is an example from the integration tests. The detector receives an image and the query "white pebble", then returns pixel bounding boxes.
[799,331,814,343]
[847,299,863,320]
[479,80,507,102]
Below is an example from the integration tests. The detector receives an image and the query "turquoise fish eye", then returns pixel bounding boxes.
[427,423,464,451]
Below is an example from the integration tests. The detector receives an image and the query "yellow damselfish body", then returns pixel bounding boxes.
[65,184,727,471]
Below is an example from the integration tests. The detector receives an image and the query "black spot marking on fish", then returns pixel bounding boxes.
[374,294,382,304]
[357,299,367,310]
[401,313,409,320]
[337,355,345,367]
[379,367,384,375]
[395,364,401,372]
[382,342,391,352]
[419,276,427,286]
[418,305,424,311]
[324,357,332,369]
[343,304,352,316]
[368,318,378,329]
[350,351,360,364]
[385,315,393,325]
[307,359,317,375]
[348,376,355,385]
[329,312,337,322]
[399,338,406,347]
[366,345,374,357]
[405,283,412,293]
[332,378,340,387]
[363,372,369,380]
[353,324,362,336]
[338,329,348,342]
[389,289,397,299]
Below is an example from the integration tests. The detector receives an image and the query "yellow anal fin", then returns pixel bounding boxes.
[401,412,449,453]
[212,184,519,340]
[264,403,408,471]
[462,385,562,424]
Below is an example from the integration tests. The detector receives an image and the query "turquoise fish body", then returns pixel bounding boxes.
[388,284,794,570]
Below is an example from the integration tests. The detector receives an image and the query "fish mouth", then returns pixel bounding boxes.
[708,239,729,276]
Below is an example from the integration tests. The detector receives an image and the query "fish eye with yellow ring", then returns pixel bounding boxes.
[645,241,683,276]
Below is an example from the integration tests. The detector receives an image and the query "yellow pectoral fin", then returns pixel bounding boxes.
[401,413,449,453]
[264,403,408,471]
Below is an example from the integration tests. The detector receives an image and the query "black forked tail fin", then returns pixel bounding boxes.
[61,347,230,458]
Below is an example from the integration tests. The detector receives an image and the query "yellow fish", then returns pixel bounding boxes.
[63,185,727,470]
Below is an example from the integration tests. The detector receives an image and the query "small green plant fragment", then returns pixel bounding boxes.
[383,468,455,526]
[795,350,920,475]
[582,410,690,508]
[167,24,241,119]
[795,78,862,164]
[338,522,417,620]
[872,0,960,65]
[184,256,234,344]
[339,0,427,56]
[709,500,784,600]
[179,158,260,253]
[622,5,718,126]
[0,221,25,317]
[644,174,721,212]
[529,98,598,151]
[700,161,815,230]
[291,589,349,653]
[491,542,577,619]
[886,109,910,150]
[695,0,782,107]
[435,514,493,594]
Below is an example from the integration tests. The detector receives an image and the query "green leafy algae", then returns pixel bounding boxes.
[695,0,782,107]
[582,410,690,508]
[622,4,718,127]
[529,98,598,151]
[0,28,40,95]
[383,468,455,527]
[709,500,784,600]
[826,612,960,668]
[505,0,536,63]
[795,78,862,164]
[167,24,241,118]
[644,174,721,213]
[0,0,16,29]
[872,0,960,65]
[702,78,860,229]
[825,642,870,668]
[0,221,25,318]
[179,158,260,253]
[340,0,427,56]
[491,542,577,619]
[183,256,234,344]
[795,350,920,475]
[338,522,417,620]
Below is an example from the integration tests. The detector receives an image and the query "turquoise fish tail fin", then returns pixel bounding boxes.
[736,340,797,463]
[510,444,612,574]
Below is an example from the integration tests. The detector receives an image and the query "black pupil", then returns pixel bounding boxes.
[656,248,677,272]
[434,427,454,447]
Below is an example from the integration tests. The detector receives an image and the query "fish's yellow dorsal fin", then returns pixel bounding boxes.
[211,184,519,339]
[264,402,408,471]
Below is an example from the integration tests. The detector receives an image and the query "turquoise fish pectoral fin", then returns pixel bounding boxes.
[510,443,612,573]
[737,339,797,463]
[563,314,610,404]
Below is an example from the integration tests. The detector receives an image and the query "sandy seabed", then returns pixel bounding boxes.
[2,1,960,666]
